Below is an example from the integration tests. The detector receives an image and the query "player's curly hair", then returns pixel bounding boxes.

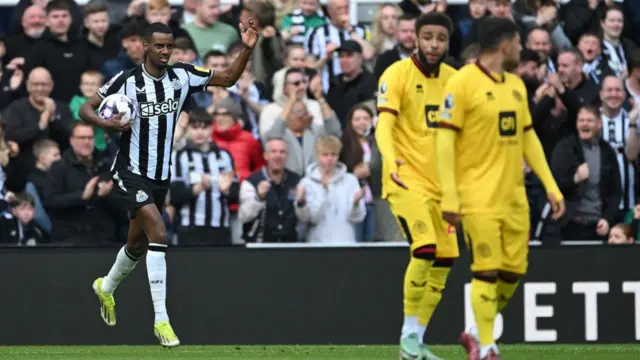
[415,12,453,36]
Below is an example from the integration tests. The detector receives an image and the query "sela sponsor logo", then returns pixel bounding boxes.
[139,99,179,117]
[463,281,640,342]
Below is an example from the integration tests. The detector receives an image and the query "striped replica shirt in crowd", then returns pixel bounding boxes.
[305,22,369,92]
[97,62,213,181]
[171,144,236,228]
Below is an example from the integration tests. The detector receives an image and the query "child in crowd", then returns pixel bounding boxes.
[0,192,45,245]
[69,71,107,152]
[608,223,635,245]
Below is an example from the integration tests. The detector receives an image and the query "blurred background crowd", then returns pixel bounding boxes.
[0,0,639,247]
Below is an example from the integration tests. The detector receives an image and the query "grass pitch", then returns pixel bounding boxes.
[0,345,639,359]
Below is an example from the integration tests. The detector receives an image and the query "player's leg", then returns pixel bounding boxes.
[461,215,503,360]
[497,209,530,313]
[389,193,437,359]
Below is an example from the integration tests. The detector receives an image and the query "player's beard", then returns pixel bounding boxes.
[417,50,442,74]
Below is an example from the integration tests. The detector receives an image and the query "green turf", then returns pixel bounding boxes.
[0,345,639,359]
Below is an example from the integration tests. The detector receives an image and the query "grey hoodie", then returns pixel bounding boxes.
[295,162,366,243]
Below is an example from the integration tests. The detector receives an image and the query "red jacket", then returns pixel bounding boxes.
[211,123,265,183]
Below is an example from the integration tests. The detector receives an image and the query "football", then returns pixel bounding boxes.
[98,94,135,123]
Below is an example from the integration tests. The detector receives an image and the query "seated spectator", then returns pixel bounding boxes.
[239,137,302,243]
[608,223,634,245]
[326,40,377,126]
[279,0,326,45]
[264,93,342,176]
[69,70,108,153]
[43,122,119,244]
[369,3,401,57]
[3,67,73,192]
[549,105,622,241]
[26,139,61,233]
[0,192,45,245]
[170,111,238,245]
[260,68,323,138]
[339,105,377,242]
[295,135,366,244]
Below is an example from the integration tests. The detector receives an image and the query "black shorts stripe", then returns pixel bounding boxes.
[153,79,167,180]
[398,216,413,244]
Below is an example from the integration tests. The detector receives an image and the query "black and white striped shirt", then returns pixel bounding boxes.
[98,62,213,181]
[602,109,635,210]
[171,144,236,228]
[305,22,369,92]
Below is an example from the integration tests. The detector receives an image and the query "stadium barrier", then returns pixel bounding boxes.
[0,245,638,345]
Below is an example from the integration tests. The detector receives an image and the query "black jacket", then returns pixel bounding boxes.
[374,47,403,82]
[242,168,301,243]
[326,70,377,127]
[0,212,46,245]
[42,149,119,243]
[24,31,97,102]
[550,135,622,226]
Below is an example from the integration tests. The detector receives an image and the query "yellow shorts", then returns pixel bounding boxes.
[388,192,459,259]
[462,210,530,274]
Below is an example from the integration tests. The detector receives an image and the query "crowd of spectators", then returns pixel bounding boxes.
[0,0,639,247]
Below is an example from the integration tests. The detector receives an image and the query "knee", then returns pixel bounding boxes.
[498,271,522,283]
[148,223,168,245]
[128,240,148,258]
[412,244,436,260]
[473,270,499,282]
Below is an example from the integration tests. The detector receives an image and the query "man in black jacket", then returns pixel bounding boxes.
[373,14,416,81]
[550,105,622,241]
[239,137,301,243]
[24,1,96,102]
[42,122,120,244]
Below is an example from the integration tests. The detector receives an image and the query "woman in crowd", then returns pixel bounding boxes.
[370,3,401,57]
[339,104,377,242]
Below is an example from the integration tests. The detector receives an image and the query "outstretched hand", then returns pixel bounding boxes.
[240,18,259,49]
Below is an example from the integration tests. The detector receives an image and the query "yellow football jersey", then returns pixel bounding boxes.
[438,62,532,214]
[377,55,457,200]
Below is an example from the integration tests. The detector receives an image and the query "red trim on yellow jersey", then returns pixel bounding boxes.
[474,60,505,83]
[378,107,399,116]
[524,125,533,132]
[438,122,461,131]
[411,54,440,78]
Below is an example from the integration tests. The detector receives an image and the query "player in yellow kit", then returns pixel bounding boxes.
[435,17,565,360]
[375,12,458,360]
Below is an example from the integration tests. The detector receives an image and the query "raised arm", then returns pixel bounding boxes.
[207,19,259,88]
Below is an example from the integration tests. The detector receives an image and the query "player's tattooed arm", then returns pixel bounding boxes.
[208,19,259,88]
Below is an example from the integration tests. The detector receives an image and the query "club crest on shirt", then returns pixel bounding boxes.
[171,78,183,90]
[444,93,454,110]
[380,81,388,95]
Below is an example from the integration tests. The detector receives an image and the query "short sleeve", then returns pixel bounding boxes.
[97,71,126,99]
[438,76,466,131]
[174,62,214,93]
[377,65,403,116]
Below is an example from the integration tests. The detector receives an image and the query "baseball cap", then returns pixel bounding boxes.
[336,40,363,54]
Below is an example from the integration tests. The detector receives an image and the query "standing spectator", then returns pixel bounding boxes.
[305,0,374,91]
[260,68,323,138]
[369,3,401,57]
[578,32,614,86]
[42,122,119,244]
[339,105,377,242]
[0,58,24,111]
[513,0,572,50]
[264,90,342,176]
[625,49,640,105]
[228,66,270,139]
[24,1,96,103]
[279,0,326,45]
[239,137,302,243]
[549,105,622,241]
[8,0,83,38]
[102,20,146,80]
[599,75,635,212]
[171,110,238,245]
[326,40,377,126]
[69,71,108,153]
[2,67,74,192]
[0,192,45,245]
[600,5,637,78]
[295,135,366,244]
[526,27,556,75]
[0,117,20,208]
[2,5,46,66]
[182,0,240,58]
[374,14,416,81]
[271,44,308,103]
[26,139,60,233]
[83,2,122,71]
